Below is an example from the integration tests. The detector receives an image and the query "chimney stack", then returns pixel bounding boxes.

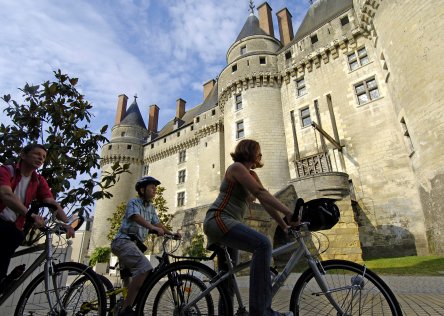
[276,8,294,46]
[176,98,186,119]
[257,2,274,37]
[115,94,128,125]
[203,79,215,100]
[148,104,159,133]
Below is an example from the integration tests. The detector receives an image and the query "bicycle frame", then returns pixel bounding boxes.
[181,226,353,315]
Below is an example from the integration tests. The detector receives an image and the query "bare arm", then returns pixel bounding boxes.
[131,214,164,235]
[0,185,28,216]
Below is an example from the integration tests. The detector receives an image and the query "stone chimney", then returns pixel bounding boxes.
[115,94,128,125]
[203,79,215,100]
[258,2,274,37]
[276,8,294,46]
[176,98,186,119]
[148,104,159,133]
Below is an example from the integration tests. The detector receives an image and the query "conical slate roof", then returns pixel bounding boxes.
[120,98,146,129]
[235,13,268,42]
[294,0,352,41]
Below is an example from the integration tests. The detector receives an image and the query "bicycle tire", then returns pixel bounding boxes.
[290,259,403,316]
[66,273,117,315]
[136,260,231,316]
[152,273,214,315]
[14,262,107,316]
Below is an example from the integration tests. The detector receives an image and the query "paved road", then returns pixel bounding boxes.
[234,274,444,315]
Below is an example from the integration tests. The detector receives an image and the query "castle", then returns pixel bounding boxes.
[90,0,444,260]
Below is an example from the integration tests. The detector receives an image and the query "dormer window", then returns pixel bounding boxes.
[310,34,318,44]
[285,51,292,60]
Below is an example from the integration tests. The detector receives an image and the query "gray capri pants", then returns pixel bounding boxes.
[111,238,152,276]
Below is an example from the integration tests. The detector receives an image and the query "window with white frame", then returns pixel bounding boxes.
[179,150,186,163]
[300,106,312,127]
[348,47,370,71]
[178,169,186,183]
[235,94,242,111]
[354,77,380,105]
[143,164,149,175]
[296,77,306,97]
[236,120,245,139]
[177,191,185,207]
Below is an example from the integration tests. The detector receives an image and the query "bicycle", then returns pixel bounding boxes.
[70,233,227,316]
[134,198,403,315]
[0,202,107,316]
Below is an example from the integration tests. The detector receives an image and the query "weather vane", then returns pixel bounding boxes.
[134,93,138,101]
[249,0,255,14]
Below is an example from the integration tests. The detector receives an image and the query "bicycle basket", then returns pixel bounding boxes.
[299,198,340,231]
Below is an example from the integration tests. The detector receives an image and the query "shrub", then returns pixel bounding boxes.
[89,246,111,266]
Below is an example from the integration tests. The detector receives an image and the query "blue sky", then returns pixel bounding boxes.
[0,0,310,137]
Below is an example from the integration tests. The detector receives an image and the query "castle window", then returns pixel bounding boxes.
[296,77,306,97]
[240,45,247,55]
[108,145,112,150]
[300,106,312,128]
[151,144,154,149]
[127,145,132,150]
[179,150,186,163]
[178,169,186,183]
[196,116,200,123]
[285,51,292,60]
[348,47,370,71]
[191,125,194,131]
[235,94,242,111]
[164,138,166,143]
[310,34,318,44]
[232,64,237,72]
[121,132,125,137]
[354,77,380,105]
[212,109,216,116]
[177,191,185,207]
[340,15,349,26]
[177,131,180,137]
[259,56,266,64]
[236,120,245,139]
[143,164,149,175]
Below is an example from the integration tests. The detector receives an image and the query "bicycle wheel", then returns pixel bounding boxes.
[15,262,106,316]
[65,273,116,315]
[290,259,403,316]
[152,273,214,315]
[136,260,231,316]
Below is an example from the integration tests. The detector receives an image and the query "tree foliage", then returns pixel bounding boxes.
[107,202,127,241]
[0,70,129,216]
[183,231,208,258]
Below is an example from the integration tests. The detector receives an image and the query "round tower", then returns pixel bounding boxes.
[218,8,290,192]
[90,95,148,251]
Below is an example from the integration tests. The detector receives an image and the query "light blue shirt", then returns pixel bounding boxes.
[114,197,160,242]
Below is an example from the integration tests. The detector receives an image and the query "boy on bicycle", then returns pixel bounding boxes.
[0,143,75,288]
[111,176,180,316]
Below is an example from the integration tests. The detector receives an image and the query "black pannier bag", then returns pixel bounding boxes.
[296,198,340,231]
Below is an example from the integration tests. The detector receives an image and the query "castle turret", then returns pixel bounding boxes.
[90,95,149,251]
[218,4,290,192]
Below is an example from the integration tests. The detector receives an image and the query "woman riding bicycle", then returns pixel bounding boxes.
[203,139,297,316]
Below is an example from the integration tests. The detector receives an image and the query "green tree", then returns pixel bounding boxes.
[149,186,173,252]
[106,202,127,241]
[184,231,208,258]
[0,70,129,216]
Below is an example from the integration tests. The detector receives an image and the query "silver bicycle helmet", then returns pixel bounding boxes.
[135,176,161,191]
